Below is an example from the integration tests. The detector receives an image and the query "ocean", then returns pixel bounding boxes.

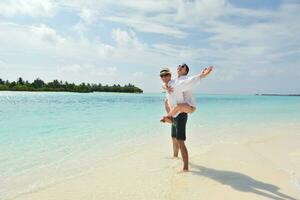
[1,91,300,199]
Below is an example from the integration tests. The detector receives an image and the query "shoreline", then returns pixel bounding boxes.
[9,124,300,200]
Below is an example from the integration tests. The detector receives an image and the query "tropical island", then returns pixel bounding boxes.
[0,77,143,93]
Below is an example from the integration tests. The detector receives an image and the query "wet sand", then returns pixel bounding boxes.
[12,125,300,200]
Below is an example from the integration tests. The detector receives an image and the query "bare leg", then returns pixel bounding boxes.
[165,99,170,113]
[168,104,196,117]
[161,104,195,123]
[160,99,173,123]
[172,138,179,157]
[177,140,189,171]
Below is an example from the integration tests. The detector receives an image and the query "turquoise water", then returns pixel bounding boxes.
[0,92,300,199]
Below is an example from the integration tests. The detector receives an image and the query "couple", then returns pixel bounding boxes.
[160,64,213,172]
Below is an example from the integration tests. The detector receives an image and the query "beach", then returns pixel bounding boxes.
[1,92,300,200]
[10,122,300,200]
[1,0,300,199]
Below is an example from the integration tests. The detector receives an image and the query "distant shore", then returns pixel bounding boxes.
[255,94,300,96]
[0,77,143,94]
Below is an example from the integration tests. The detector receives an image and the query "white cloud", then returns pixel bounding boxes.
[60,0,186,38]
[79,8,100,25]
[97,0,229,37]
[54,64,121,85]
[107,28,201,67]
[0,22,188,75]
[175,0,227,24]
[0,22,112,62]
[105,15,187,38]
[58,64,117,76]
[186,2,300,83]
[0,0,58,17]
[152,43,199,60]
[97,43,115,57]
[30,24,65,44]
[210,66,242,81]
[111,28,146,49]
[73,7,101,34]
[115,0,174,13]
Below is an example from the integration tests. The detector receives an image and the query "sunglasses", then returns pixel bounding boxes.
[178,65,186,69]
[160,74,170,78]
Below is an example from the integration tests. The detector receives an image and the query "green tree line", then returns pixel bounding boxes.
[0,77,143,93]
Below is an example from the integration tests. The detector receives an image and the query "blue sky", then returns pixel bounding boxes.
[0,0,299,94]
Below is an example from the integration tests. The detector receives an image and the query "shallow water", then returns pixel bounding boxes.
[0,91,299,199]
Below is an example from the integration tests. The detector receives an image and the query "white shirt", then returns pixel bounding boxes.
[165,75,201,117]
[178,76,196,108]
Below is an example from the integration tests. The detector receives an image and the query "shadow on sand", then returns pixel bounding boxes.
[189,163,298,200]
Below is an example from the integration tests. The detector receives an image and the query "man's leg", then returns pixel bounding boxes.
[172,138,179,157]
[177,140,189,171]
[171,122,179,157]
[176,113,189,171]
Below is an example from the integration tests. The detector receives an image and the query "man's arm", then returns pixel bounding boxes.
[175,66,213,92]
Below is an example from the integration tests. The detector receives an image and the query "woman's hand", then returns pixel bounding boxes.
[200,66,213,78]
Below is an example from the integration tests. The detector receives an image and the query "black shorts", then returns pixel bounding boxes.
[171,113,188,141]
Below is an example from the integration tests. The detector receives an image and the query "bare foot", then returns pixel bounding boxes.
[164,116,173,124]
[177,169,189,174]
[160,115,167,122]
[160,116,172,123]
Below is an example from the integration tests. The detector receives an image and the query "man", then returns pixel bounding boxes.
[160,65,213,172]
[161,64,197,122]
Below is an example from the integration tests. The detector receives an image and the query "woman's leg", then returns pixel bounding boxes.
[160,104,196,123]
[167,103,196,117]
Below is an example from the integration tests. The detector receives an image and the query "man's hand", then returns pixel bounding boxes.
[200,66,213,78]
[166,85,174,94]
[162,83,174,94]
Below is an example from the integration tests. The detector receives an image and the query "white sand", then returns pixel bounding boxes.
[11,125,300,200]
